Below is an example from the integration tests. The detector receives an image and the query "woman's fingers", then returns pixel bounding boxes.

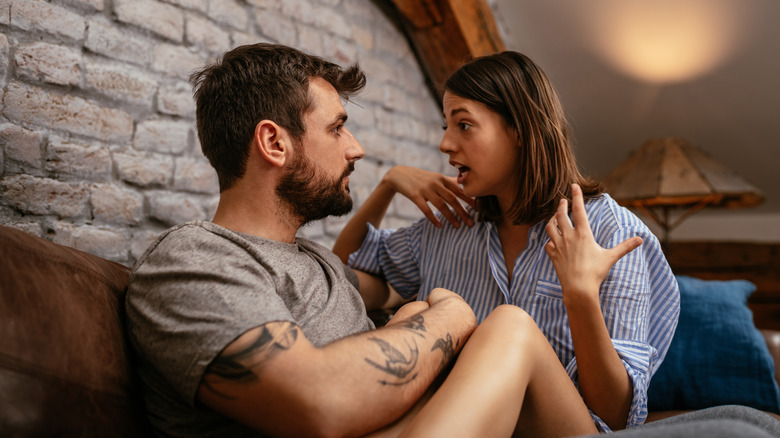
[569,184,592,238]
[396,168,474,228]
[607,236,644,264]
[413,198,443,228]
[437,186,474,227]
[443,176,476,208]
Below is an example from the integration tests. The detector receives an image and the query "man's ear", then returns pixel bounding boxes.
[254,120,290,168]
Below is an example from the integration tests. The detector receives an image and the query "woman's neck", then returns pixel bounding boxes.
[495,219,531,288]
[495,193,532,285]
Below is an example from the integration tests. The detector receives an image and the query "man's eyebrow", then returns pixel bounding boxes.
[329,112,348,126]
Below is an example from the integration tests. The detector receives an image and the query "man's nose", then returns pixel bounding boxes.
[345,128,365,161]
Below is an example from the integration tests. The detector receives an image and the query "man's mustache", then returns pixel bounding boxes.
[341,162,355,179]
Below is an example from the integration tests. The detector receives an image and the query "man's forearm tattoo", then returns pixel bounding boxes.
[362,314,428,385]
[397,314,427,338]
[364,337,419,386]
[202,322,299,399]
[431,333,458,370]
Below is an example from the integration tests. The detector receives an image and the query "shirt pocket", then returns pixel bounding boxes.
[534,279,564,300]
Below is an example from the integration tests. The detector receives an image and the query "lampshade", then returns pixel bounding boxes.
[602,137,765,246]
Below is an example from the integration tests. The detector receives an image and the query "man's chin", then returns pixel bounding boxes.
[330,198,353,218]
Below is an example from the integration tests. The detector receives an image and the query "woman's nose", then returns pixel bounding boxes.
[439,131,455,154]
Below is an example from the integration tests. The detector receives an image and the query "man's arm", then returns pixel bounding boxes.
[197,288,477,438]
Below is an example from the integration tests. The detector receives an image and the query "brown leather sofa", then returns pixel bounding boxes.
[1,223,778,436]
[0,224,151,437]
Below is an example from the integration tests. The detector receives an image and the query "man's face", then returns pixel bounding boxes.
[275,77,365,224]
[276,145,355,224]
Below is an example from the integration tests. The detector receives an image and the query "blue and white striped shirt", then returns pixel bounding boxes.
[349,194,680,431]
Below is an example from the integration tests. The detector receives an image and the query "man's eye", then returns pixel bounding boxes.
[332,125,342,135]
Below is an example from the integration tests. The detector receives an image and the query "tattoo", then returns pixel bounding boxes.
[364,337,419,386]
[202,322,299,399]
[398,314,427,338]
[431,333,458,370]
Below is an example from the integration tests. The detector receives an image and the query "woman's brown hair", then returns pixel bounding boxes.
[444,51,601,225]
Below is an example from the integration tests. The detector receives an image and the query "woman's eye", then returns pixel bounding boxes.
[441,124,448,131]
[459,122,471,131]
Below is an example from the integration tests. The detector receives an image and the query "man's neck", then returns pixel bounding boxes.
[211,185,301,244]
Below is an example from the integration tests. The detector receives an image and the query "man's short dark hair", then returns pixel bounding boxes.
[190,43,366,191]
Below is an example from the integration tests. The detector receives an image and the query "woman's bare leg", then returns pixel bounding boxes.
[398,305,598,438]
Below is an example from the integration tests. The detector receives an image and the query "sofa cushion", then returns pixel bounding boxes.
[0,225,151,436]
[647,275,780,413]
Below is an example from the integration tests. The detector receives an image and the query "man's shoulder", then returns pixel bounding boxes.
[132,221,229,269]
[296,236,346,268]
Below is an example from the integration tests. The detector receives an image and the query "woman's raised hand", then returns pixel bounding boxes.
[544,184,643,303]
[383,166,475,228]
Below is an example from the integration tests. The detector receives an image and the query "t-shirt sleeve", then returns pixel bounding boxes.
[125,228,294,407]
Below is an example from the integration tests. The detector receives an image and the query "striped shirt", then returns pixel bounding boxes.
[349,193,680,431]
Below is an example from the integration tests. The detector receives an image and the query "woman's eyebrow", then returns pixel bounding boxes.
[443,108,470,119]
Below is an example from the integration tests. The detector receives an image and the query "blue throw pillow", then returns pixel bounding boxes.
[648,275,780,413]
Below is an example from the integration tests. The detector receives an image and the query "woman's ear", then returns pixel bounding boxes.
[254,120,288,168]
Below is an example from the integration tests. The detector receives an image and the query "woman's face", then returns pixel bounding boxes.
[440,91,519,203]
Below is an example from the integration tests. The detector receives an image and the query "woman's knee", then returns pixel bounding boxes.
[463,306,552,379]
[476,305,543,347]
[483,305,535,330]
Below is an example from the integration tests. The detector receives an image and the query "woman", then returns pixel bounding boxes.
[333,51,680,432]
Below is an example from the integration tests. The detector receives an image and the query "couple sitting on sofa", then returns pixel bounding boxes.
[123,42,780,437]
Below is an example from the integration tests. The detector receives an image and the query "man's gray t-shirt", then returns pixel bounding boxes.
[125,221,374,437]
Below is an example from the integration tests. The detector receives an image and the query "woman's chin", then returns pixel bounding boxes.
[462,186,483,199]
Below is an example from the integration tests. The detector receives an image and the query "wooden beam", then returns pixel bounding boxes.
[382,0,505,102]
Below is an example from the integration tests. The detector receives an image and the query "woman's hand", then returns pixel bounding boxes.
[544,184,643,304]
[383,166,475,228]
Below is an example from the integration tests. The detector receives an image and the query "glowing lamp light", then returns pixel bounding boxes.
[585,0,749,84]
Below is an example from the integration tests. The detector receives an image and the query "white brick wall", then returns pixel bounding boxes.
[0,0,445,266]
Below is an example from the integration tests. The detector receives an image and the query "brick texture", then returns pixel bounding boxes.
[14,42,81,86]
[0,0,445,265]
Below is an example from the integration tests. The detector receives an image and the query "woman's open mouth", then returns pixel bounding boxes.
[455,165,470,184]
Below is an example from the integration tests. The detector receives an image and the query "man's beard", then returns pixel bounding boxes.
[276,149,354,226]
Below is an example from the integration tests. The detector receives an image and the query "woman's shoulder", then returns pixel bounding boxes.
[585,193,654,234]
